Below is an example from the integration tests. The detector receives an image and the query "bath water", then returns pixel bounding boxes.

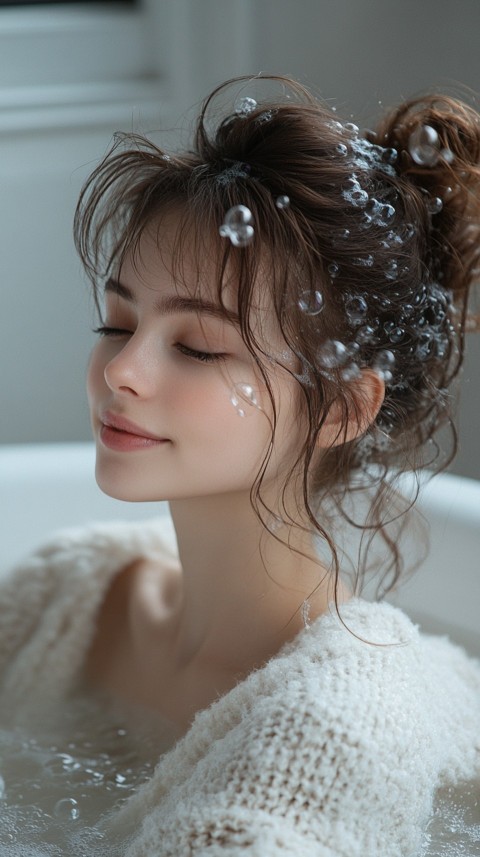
[419,780,480,857]
[0,690,478,855]
[0,689,177,855]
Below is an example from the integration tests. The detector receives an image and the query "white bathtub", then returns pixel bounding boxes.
[1,442,479,656]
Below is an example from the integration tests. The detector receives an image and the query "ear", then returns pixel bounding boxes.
[318,369,385,449]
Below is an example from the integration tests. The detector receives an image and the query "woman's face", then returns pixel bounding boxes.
[87,219,305,504]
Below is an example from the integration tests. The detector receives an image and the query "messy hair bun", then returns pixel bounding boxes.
[74,75,480,613]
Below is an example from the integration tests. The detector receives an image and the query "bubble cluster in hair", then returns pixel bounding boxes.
[74,75,480,628]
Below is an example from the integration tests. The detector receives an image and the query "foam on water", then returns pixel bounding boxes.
[0,690,177,855]
[419,780,480,856]
[0,689,478,855]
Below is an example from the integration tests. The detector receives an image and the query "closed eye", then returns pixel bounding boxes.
[175,344,226,364]
[93,327,226,364]
[93,325,131,337]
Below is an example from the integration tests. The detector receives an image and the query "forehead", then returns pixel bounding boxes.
[115,211,278,337]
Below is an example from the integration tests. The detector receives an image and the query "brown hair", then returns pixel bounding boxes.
[74,74,480,621]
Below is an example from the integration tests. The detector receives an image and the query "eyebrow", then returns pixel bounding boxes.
[104,278,240,325]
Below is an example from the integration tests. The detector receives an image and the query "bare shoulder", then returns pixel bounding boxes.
[83,553,183,694]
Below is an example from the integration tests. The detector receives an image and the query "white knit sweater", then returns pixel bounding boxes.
[0,516,479,856]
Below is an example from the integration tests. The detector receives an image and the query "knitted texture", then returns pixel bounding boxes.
[1,518,479,856]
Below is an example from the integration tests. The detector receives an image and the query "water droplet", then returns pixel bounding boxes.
[318,340,349,370]
[219,204,254,247]
[54,797,80,820]
[353,254,374,267]
[441,148,454,164]
[416,330,435,361]
[328,262,340,278]
[435,335,449,358]
[331,227,351,244]
[381,147,398,165]
[230,382,261,417]
[388,326,405,343]
[400,304,414,321]
[345,295,368,325]
[267,513,284,533]
[275,195,290,209]
[380,230,404,251]
[298,289,324,315]
[256,109,274,124]
[234,96,257,117]
[385,260,399,281]
[341,363,362,381]
[373,349,395,383]
[408,124,441,167]
[328,119,344,133]
[427,196,443,215]
[356,325,376,344]
[378,406,397,432]
[336,143,348,156]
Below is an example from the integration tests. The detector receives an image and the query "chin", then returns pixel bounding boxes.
[94,460,154,503]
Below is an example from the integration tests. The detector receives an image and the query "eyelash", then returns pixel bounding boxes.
[92,326,226,364]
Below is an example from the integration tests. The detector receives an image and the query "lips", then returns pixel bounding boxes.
[101,410,166,441]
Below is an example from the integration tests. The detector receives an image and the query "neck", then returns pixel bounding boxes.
[165,488,344,678]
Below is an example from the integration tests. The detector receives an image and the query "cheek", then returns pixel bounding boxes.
[86,346,106,403]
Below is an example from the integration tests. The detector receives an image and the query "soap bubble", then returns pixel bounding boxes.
[344,122,359,136]
[230,382,261,417]
[427,196,443,215]
[343,175,369,207]
[54,797,80,820]
[364,198,395,227]
[345,295,368,325]
[344,185,369,207]
[328,262,340,278]
[275,195,290,209]
[298,289,324,315]
[318,339,349,370]
[234,96,257,117]
[336,143,349,156]
[219,205,254,247]
[408,124,441,167]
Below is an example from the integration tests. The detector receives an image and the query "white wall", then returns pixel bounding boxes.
[1,0,479,478]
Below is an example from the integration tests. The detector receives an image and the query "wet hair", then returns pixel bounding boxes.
[74,74,480,625]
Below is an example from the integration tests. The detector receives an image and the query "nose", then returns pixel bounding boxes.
[103,334,158,398]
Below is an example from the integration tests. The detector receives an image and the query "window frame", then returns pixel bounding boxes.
[0,2,165,132]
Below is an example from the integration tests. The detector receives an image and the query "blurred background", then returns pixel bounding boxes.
[1,0,479,478]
